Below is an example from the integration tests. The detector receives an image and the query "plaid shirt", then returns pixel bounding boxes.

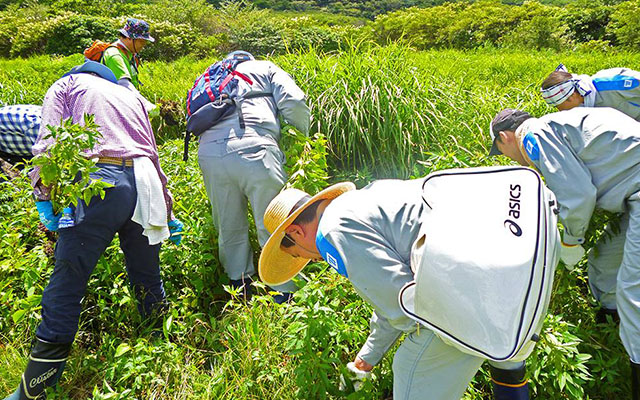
[31,73,173,217]
[0,104,41,156]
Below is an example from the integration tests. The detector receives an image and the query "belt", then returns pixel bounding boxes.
[96,156,133,167]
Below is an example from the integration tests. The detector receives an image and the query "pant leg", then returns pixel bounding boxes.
[393,329,485,400]
[239,145,288,247]
[36,164,136,343]
[588,215,628,310]
[198,146,253,280]
[234,145,297,293]
[618,198,640,362]
[119,218,165,317]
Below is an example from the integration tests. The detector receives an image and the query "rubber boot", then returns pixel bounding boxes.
[596,307,619,325]
[3,338,72,400]
[490,364,529,400]
[632,360,640,400]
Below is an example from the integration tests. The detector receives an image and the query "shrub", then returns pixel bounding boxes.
[607,0,640,50]
[45,14,119,56]
[231,21,287,56]
[370,5,460,49]
[140,20,198,61]
[562,1,613,44]
[501,14,572,51]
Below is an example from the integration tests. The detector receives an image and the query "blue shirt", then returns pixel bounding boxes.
[0,104,41,156]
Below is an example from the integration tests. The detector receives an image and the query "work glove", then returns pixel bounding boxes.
[36,201,60,232]
[339,361,372,392]
[560,242,585,270]
[168,219,183,245]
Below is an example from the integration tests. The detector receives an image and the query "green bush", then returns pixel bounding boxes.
[607,0,640,50]
[370,5,459,49]
[141,20,198,62]
[231,21,288,55]
[562,0,613,44]
[501,14,572,51]
[45,14,119,56]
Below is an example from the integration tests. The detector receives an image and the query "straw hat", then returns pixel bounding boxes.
[259,182,356,286]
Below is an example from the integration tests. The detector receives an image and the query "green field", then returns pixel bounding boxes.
[0,46,638,399]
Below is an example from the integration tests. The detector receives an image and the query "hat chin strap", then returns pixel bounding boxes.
[286,230,320,258]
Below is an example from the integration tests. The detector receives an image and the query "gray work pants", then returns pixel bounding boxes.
[393,329,524,399]
[587,194,640,362]
[198,140,297,293]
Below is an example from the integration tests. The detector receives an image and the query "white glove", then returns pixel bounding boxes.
[560,243,585,270]
[339,361,372,391]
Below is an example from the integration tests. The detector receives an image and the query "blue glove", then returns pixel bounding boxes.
[36,201,60,232]
[168,219,183,245]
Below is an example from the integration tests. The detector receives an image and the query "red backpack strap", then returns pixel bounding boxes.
[219,70,253,92]
[203,67,217,102]
[186,66,210,115]
[233,70,253,85]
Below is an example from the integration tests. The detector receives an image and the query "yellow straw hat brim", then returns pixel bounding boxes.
[259,182,356,286]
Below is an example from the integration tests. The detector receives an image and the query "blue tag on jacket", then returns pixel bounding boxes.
[316,231,348,278]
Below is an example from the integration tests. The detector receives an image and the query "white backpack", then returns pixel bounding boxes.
[399,166,560,362]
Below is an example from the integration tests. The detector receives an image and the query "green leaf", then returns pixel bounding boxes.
[12,309,26,323]
[114,343,132,358]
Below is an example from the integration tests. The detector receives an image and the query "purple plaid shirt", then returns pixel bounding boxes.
[31,73,173,217]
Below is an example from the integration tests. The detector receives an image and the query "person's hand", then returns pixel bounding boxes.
[354,356,373,372]
[339,359,372,391]
[168,219,183,245]
[560,242,585,270]
[36,201,60,232]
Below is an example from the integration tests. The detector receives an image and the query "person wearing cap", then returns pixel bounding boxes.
[259,182,532,399]
[488,107,640,400]
[540,64,640,120]
[0,104,41,165]
[103,18,154,92]
[101,18,158,116]
[2,60,182,400]
[197,50,310,303]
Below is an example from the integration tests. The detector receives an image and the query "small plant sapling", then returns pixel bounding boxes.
[31,114,113,214]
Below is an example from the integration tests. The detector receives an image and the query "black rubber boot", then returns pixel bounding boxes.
[596,307,620,324]
[632,361,640,400]
[3,338,72,400]
[490,364,529,400]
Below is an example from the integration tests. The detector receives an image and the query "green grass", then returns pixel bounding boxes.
[0,46,637,399]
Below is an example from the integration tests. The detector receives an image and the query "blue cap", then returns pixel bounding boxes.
[119,18,155,42]
[226,51,255,62]
[63,60,117,84]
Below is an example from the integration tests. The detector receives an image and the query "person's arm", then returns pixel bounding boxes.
[356,311,404,367]
[269,63,310,136]
[320,228,415,367]
[30,81,69,200]
[531,129,597,244]
[613,69,640,117]
[118,78,157,116]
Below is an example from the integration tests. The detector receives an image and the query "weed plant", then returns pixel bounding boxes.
[1,46,639,398]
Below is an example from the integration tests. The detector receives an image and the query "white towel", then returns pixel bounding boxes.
[131,157,170,245]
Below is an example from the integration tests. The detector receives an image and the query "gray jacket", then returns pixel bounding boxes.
[316,179,426,365]
[199,60,310,148]
[519,107,640,244]
[590,68,640,121]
